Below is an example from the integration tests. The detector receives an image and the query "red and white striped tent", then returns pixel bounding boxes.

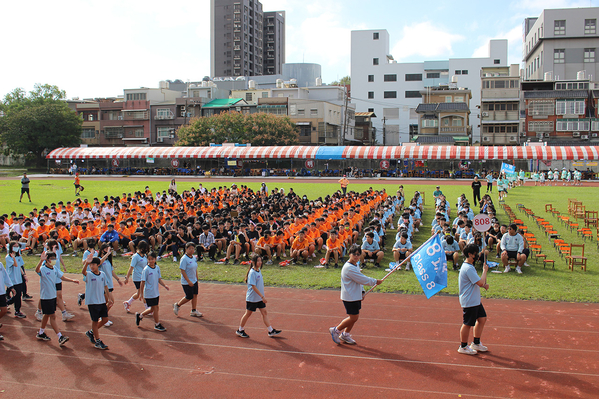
[46,146,599,161]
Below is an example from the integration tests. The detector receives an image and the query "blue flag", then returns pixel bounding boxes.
[500,162,516,175]
[411,234,448,299]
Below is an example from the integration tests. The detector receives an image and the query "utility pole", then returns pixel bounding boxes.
[382,116,387,146]
[341,87,349,145]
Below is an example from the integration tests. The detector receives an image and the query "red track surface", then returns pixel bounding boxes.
[1,275,597,398]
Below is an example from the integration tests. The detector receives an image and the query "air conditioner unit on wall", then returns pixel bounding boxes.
[573,132,580,137]
[482,136,491,142]
[581,134,589,140]
[592,133,598,138]
[482,111,489,117]
[509,136,518,142]
[544,133,550,138]
[520,132,526,137]
[157,137,164,143]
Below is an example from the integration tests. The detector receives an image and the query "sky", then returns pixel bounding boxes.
[0,0,595,100]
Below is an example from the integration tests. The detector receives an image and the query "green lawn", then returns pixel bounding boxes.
[2,178,598,302]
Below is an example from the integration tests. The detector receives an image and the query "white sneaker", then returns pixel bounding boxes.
[62,312,75,321]
[339,332,356,345]
[329,327,341,344]
[516,266,522,274]
[190,310,203,318]
[156,256,162,261]
[105,320,113,327]
[404,263,410,271]
[390,225,394,230]
[503,265,511,273]
[523,262,530,267]
[123,301,131,313]
[173,303,179,316]
[173,256,177,262]
[265,259,273,265]
[458,345,478,355]
[282,253,287,258]
[470,342,488,352]
[35,309,43,321]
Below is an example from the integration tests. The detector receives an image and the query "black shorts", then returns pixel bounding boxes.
[397,251,407,260]
[246,301,266,311]
[108,288,114,292]
[446,253,455,261]
[182,281,199,300]
[522,248,530,258]
[41,298,57,315]
[506,250,519,260]
[0,294,6,307]
[134,281,141,289]
[343,300,362,315]
[145,297,159,307]
[74,184,80,188]
[462,303,487,327]
[55,282,63,291]
[119,238,130,246]
[364,252,377,260]
[88,303,108,322]
[21,188,29,194]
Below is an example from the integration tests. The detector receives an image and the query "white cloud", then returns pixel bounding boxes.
[390,22,465,61]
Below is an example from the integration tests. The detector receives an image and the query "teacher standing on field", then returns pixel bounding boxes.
[338,175,349,195]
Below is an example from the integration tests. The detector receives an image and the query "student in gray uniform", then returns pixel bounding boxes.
[329,244,382,345]
[0,260,16,340]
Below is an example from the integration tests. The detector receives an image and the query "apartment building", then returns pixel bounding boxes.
[480,65,521,145]
[351,29,507,144]
[210,0,285,77]
[415,86,472,145]
[522,78,595,144]
[523,7,599,81]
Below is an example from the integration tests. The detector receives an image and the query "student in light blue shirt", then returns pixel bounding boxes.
[361,232,383,268]
[392,232,413,270]
[5,242,25,318]
[82,254,111,350]
[173,242,203,318]
[0,260,15,340]
[235,254,281,339]
[329,244,382,346]
[123,240,149,313]
[458,244,489,355]
[136,252,169,332]
[35,252,78,346]
[45,239,75,322]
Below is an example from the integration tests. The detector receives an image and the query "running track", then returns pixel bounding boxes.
[1,276,597,398]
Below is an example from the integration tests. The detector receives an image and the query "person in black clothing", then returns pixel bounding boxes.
[471,176,482,207]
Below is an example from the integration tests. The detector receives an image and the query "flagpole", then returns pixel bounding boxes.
[363,234,439,298]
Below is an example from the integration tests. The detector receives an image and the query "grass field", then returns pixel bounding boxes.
[2,177,598,302]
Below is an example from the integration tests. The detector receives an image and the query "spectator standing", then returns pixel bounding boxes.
[338,175,349,195]
[20,173,31,203]
[471,176,482,207]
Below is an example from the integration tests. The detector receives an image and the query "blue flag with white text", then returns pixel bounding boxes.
[411,234,448,299]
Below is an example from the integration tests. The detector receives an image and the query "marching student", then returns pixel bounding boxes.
[136,252,169,331]
[235,254,281,339]
[82,253,112,350]
[173,242,203,318]
[457,244,490,355]
[0,259,16,340]
[329,244,382,345]
[35,252,78,346]
[5,241,27,319]
[123,240,149,312]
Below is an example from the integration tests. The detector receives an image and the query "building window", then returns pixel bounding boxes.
[245,93,253,101]
[461,70,468,75]
[383,91,397,98]
[422,119,438,128]
[373,32,379,40]
[494,59,500,64]
[556,100,586,115]
[156,108,172,119]
[373,58,379,65]
[81,128,95,139]
[426,72,440,79]
[454,96,464,102]
[585,19,596,34]
[368,75,374,82]
[405,73,422,81]
[310,109,318,116]
[134,129,144,138]
[368,91,374,99]
[368,108,374,113]
[554,20,566,35]
[297,109,305,116]
[157,127,171,138]
[455,70,461,75]
[405,91,421,98]
[584,48,595,63]
[126,93,147,101]
[383,74,397,82]
[554,49,565,63]
[445,96,452,103]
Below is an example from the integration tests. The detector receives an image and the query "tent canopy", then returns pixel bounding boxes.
[46,146,599,161]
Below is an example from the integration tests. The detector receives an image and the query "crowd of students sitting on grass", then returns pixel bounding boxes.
[430,186,530,274]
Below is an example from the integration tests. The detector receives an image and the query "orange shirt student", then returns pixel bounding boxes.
[291,235,310,251]
[69,225,80,241]
[326,235,342,252]
[58,226,71,242]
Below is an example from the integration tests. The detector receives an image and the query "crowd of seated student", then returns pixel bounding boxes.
[0,184,412,272]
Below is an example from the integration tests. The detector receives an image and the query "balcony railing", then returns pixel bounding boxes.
[154,113,174,120]
[439,126,467,134]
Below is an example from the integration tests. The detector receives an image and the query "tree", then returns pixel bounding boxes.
[0,84,81,167]
[330,76,351,86]
[176,111,298,147]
